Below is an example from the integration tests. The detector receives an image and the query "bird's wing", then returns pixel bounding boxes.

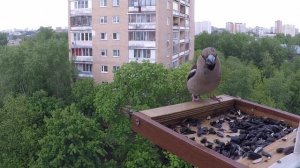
[187,64,197,81]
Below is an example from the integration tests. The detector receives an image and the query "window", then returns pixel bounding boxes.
[134,49,151,58]
[173,2,178,11]
[129,31,155,41]
[112,33,119,40]
[129,0,155,7]
[100,0,107,7]
[112,16,120,23]
[112,0,119,6]
[167,17,170,25]
[73,0,89,9]
[75,63,92,72]
[129,14,155,23]
[100,49,107,56]
[101,65,108,73]
[73,32,92,41]
[113,65,120,72]
[72,48,93,56]
[100,33,107,40]
[100,16,107,24]
[70,16,92,27]
[112,49,120,57]
[167,1,170,9]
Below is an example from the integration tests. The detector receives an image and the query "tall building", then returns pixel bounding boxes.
[195,21,211,35]
[68,0,194,83]
[225,22,234,33]
[235,23,246,33]
[283,24,296,37]
[275,20,283,34]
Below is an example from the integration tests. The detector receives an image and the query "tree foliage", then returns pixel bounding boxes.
[35,105,106,168]
[0,27,72,103]
[0,32,8,46]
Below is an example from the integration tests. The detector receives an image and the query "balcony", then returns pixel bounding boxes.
[128,41,156,49]
[71,41,92,47]
[129,6,156,12]
[129,57,156,63]
[72,56,93,62]
[78,71,93,78]
[173,10,180,16]
[128,23,156,30]
[70,26,92,31]
[180,0,190,6]
[70,8,92,16]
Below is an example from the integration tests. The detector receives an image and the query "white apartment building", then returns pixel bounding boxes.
[195,21,211,35]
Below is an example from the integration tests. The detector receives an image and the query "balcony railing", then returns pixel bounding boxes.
[78,71,93,78]
[128,23,156,30]
[72,56,93,62]
[71,41,92,47]
[70,8,92,16]
[128,6,156,12]
[128,41,156,49]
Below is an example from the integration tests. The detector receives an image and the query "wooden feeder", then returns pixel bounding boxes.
[131,95,300,168]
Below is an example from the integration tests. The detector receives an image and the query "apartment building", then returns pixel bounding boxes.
[68,0,194,83]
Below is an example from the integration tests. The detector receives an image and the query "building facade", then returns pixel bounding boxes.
[68,0,194,83]
[283,24,296,37]
[275,20,283,34]
[195,21,211,35]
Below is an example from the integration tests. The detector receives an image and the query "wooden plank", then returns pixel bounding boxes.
[131,112,247,168]
[141,95,235,118]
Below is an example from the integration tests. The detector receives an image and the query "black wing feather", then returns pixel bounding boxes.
[187,64,197,81]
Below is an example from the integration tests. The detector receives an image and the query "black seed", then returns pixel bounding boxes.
[283,146,294,155]
[214,139,221,144]
[208,127,216,134]
[216,132,224,138]
[231,136,240,144]
[206,142,213,149]
[276,148,284,153]
[247,152,262,160]
[200,137,207,144]
[180,126,196,135]
[189,137,195,141]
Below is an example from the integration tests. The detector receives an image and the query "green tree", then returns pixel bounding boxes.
[70,79,96,116]
[0,91,64,167]
[218,56,261,98]
[0,32,8,46]
[35,105,107,168]
[0,27,72,103]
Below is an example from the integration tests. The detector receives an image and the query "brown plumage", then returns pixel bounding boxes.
[187,47,221,102]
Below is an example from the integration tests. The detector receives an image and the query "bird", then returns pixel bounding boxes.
[187,47,221,102]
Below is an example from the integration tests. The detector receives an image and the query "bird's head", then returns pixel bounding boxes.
[201,47,217,71]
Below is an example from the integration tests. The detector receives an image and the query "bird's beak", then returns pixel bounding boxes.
[205,54,216,65]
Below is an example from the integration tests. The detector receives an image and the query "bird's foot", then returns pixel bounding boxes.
[210,96,222,102]
[192,94,200,102]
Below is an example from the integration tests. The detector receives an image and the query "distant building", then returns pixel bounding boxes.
[226,22,235,33]
[195,21,211,35]
[225,22,246,34]
[68,0,195,83]
[254,26,265,37]
[275,20,283,34]
[283,24,296,37]
[235,23,246,33]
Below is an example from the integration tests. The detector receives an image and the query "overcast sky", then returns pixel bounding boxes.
[0,0,299,30]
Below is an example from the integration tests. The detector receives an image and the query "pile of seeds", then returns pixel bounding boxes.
[168,108,295,162]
